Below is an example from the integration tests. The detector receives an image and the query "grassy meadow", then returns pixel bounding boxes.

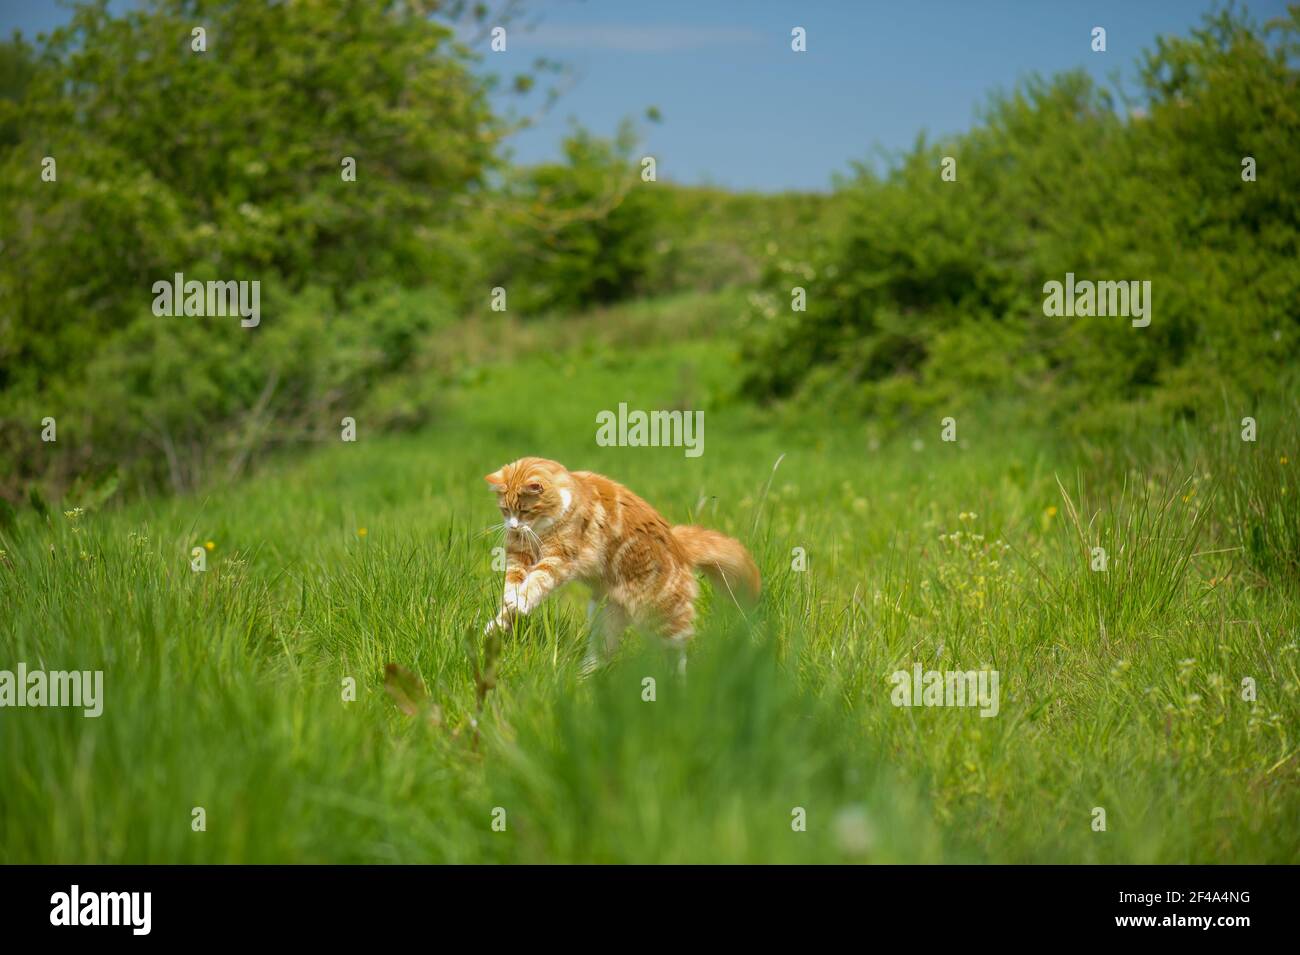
[2,292,1296,864]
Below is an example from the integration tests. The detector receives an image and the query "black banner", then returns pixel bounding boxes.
[0,865,1286,942]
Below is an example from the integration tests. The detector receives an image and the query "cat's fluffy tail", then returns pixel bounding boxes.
[672,525,761,604]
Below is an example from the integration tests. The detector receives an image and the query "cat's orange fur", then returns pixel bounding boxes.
[484,457,760,665]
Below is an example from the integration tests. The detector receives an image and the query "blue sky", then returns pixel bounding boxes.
[3,0,1289,192]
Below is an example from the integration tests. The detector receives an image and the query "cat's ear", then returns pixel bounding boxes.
[523,480,544,495]
[484,469,506,490]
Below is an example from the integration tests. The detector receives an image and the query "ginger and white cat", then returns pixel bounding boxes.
[484,457,760,667]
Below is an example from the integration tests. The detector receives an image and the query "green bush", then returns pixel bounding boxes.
[473,123,832,315]
[739,7,1300,428]
[2,282,456,493]
[484,124,661,315]
[0,0,496,497]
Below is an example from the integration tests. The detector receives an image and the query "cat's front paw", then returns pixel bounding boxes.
[504,581,535,615]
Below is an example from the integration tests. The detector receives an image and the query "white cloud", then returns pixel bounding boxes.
[511,23,762,52]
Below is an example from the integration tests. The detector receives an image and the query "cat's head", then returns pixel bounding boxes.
[484,457,574,534]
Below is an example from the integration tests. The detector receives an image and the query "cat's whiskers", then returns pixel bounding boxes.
[521,525,544,551]
[472,522,507,542]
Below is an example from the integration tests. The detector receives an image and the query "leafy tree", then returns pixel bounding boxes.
[0,0,497,494]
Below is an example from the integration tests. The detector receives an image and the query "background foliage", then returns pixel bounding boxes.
[0,3,1295,496]
[0,0,824,496]
[739,8,1300,434]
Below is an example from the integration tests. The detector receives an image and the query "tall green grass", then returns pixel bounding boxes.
[1216,407,1300,585]
[1,297,1296,863]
